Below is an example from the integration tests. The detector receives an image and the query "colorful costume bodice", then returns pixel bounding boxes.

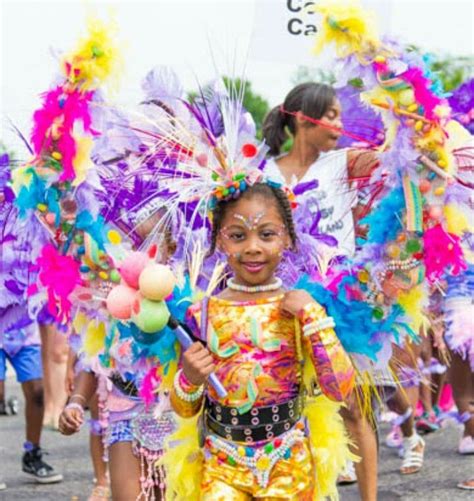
[172,295,355,417]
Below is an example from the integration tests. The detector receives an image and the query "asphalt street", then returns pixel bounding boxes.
[0,376,472,500]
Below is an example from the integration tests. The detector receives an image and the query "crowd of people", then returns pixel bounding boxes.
[1,1,473,500]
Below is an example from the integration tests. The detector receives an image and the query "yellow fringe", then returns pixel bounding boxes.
[305,395,357,500]
[158,414,203,501]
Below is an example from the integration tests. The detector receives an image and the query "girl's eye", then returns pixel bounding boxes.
[261,230,277,239]
[229,232,245,241]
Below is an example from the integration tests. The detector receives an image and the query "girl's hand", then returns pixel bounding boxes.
[58,406,84,436]
[281,290,315,317]
[182,342,215,387]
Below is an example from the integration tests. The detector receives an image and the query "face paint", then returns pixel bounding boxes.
[233,211,265,231]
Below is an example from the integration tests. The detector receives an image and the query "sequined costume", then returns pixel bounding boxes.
[170,295,355,500]
[95,374,177,500]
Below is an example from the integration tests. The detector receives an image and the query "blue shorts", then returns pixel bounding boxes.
[0,345,43,383]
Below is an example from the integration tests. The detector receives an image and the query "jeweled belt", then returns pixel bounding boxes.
[205,395,303,443]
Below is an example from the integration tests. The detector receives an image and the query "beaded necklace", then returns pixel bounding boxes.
[227,277,283,293]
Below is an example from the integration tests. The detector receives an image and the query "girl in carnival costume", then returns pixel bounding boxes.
[57,122,183,501]
[59,189,180,501]
[168,181,356,500]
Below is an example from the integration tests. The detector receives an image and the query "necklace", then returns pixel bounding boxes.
[227,277,283,293]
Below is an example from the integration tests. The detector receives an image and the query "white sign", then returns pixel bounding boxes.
[251,0,321,65]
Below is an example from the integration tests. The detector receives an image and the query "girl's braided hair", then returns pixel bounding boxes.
[208,183,297,255]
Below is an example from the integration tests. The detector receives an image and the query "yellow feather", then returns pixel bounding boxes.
[158,414,203,501]
[62,16,121,91]
[72,135,93,186]
[397,285,428,333]
[72,311,88,334]
[444,204,472,236]
[305,395,357,500]
[83,319,106,357]
[313,0,381,59]
[158,359,179,392]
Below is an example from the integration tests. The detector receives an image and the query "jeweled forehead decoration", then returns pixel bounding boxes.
[233,211,265,231]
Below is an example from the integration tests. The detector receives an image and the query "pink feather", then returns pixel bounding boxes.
[31,86,96,181]
[139,367,162,408]
[423,225,467,282]
[36,244,82,323]
[400,68,442,120]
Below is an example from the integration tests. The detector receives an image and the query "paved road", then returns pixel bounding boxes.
[0,376,472,500]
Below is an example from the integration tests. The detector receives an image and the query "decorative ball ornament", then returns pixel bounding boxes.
[398,89,415,107]
[106,284,138,320]
[45,213,56,225]
[109,269,121,283]
[428,206,443,220]
[241,143,258,158]
[419,179,431,194]
[138,264,176,301]
[132,298,170,333]
[386,243,401,259]
[119,251,150,289]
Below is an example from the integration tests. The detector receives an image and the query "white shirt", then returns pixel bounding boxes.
[264,149,357,257]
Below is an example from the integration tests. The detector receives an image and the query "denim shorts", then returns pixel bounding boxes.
[0,345,43,383]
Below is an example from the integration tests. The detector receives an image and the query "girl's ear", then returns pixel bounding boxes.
[295,111,306,127]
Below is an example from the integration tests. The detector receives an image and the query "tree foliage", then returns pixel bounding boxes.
[222,77,270,139]
[188,78,270,139]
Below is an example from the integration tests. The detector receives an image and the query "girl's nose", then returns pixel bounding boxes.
[244,234,263,254]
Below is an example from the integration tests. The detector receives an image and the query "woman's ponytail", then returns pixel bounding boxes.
[263,83,336,156]
[262,105,288,156]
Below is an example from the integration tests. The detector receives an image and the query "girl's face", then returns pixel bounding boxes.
[298,98,342,152]
[217,195,290,287]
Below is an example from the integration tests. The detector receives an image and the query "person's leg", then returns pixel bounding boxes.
[12,345,62,483]
[39,323,54,425]
[340,393,378,501]
[21,378,44,445]
[450,352,474,453]
[108,442,142,501]
[40,324,68,428]
[88,395,109,490]
[418,334,434,414]
[389,343,425,474]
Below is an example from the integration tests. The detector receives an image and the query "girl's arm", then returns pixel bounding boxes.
[298,301,355,402]
[282,291,355,402]
[65,347,77,395]
[59,370,97,435]
[347,149,379,182]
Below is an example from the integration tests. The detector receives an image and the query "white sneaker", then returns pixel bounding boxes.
[458,435,474,455]
[0,481,6,491]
